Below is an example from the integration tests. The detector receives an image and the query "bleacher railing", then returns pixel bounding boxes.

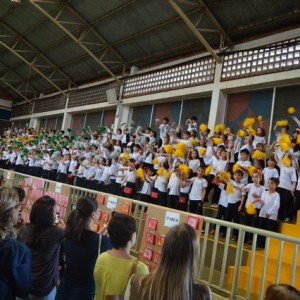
[3,169,300,300]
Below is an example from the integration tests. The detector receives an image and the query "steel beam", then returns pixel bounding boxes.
[197,0,233,46]
[0,21,77,88]
[168,0,221,62]
[29,0,122,84]
[0,78,29,101]
[0,41,67,96]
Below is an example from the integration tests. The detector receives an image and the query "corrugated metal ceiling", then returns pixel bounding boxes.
[0,0,299,101]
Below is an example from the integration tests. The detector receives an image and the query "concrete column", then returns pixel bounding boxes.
[208,62,227,131]
[114,104,131,131]
[29,117,39,130]
[62,112,72,132]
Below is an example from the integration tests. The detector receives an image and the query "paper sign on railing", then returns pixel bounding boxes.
[164,211,180,227]
[107,195,117,209]
[55,182,62,193]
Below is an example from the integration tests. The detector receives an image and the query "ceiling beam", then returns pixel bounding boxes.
[197,0,233,47]
[65,3,129,69]
[0,41,68,96]
[29,0,122,85]
[0,78,29,101]
[0,21,77,89]
[168,0,221,62]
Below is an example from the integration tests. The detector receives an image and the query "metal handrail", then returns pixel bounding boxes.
[2,169,300,299]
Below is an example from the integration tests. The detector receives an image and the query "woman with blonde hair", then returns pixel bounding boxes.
[125,223,211,300]
[0,186,31,300]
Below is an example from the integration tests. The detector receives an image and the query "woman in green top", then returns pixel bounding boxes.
[94,213,148,300]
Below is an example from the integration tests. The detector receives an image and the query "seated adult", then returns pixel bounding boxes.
[0,187,31,300]
[18,195,65,300]
[94,212,149,300]
[265,284,300,300]
[55,196,112,300]
[125,223,211,300]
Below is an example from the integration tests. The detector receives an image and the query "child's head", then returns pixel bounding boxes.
[252,172,262,184]
[281,125,289,134]
[267,157,276,168]
[163,117,169,124]
[265,284,300,300]
[233,170,243,182]
[256,127,266,137]
[255,159,265,170]
[227,140,234,148]
[197,166,205,177]
[256,143,265,152]
[182,131,190,140]
[190,149,199,160]
[240,149,250,161]
[268,177,279,191]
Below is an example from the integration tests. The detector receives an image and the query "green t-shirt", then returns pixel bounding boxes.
[94,252,149,300]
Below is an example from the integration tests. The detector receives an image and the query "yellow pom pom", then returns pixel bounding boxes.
[204,165,212,176]
[252,150,266,160]
[216,170,231,183]
[237,129,246,137]
[279,133,291,145]
[297,135,300,145]
[153,157,159,165]
[248,127,256,136]
[214,124,225,134]
[246,202,256,215]
[174,149,184,158]
[279,142,289,153]
[164,144,174,154]
[136,168,145,179]
[248,165,257,177]
[257,115,263,121]
[199,123,208,132]
[157,167,165,176]
[226,182,234,194]
[243,118,255,128]
[165,171,173,179]
[211,138,222,145]
[122,152,130,160]
[190,138,198,146]
[232,163,240,173]
[277,120,288,127]
[176,142,187,153]
[199,147,207,156]
[178,163,190,177]
[288,107,296,114]
[282,154,291,167]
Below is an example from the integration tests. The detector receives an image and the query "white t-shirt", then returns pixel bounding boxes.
[253,135,266,149]
[236,160,251,185]
[154,175,168,192]
[259,191,280,220]
[189,177,208,201]
[262,167,279,189]
[227,180,245,204]
[167,173,180,196]
[218,184,228,207]
[278,165,297,190]
[244,183,265,209]
[188,159,200,173]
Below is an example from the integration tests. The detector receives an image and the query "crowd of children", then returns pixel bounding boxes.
[1,109,300,241]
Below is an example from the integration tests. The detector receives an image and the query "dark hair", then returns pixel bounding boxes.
[265,284,300,300]
[27,195,56,248]
[269,177,280,186]
[163,117,169,123]
[108,213,136,249]
[234,169,244,177]
[65,196,98,241]
[240,148,250,156]
[12,186,25,202]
